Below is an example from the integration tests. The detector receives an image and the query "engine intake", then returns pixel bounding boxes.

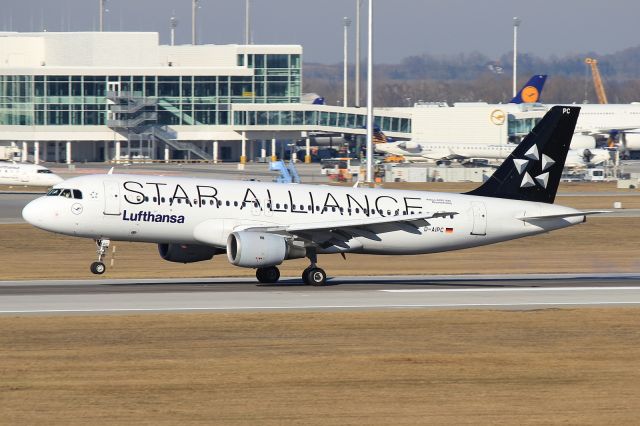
[227,231,305,268]
[158,243,218,263]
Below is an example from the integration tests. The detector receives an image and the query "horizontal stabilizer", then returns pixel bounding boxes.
[517,210,611,222]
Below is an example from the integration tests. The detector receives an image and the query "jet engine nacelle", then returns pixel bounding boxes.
[623,133,640,150]
[226,231,305,268]
[399,141,421,150]
[158,243,219,263]
[570,134,596,149]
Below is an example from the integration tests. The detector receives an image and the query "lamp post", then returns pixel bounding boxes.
[170,15,178,46]
[365,0,373,183]
[355,0,362,107]
[343,17,351,107]
[192,0,200,45]
[99,0,107,32]
[245,0,251,44]
[512,17,521,98]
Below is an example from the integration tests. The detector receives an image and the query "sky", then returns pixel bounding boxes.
[3,0,639,64]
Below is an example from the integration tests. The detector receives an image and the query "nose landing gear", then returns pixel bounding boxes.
[90,238,110,275]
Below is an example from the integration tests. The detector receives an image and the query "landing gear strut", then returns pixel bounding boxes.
[302,249,327,286]
[256,266,280,284]
[90,238,110,275]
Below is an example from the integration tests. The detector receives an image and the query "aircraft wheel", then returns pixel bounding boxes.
[90,261,106,275]
[256,266,280,284]
[301,267,312,285]
[307,268,327,286]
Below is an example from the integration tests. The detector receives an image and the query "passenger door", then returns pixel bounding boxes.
[470,202,487,236]
[103,181,121,215]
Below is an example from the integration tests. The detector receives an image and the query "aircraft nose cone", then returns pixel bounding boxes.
[22,198,43,226]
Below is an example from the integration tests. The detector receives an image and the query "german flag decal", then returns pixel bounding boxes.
[445,228,454,234]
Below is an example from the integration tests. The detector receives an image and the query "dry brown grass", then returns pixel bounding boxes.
[2,309,640,425]
[0,217,638,280]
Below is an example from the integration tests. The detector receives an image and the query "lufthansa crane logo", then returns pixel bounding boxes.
[490,109,506,126]
[521,86,540,103]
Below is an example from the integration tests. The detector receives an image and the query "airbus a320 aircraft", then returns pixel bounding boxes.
[0,162,63,187]
[22,106,604,285]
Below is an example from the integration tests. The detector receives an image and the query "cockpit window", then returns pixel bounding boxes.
[37,169,53,174]
[47,188,83,199]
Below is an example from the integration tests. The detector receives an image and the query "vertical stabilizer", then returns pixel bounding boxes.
[466,106,579,204]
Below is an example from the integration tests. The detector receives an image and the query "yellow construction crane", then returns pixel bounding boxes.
[585,57,608,104]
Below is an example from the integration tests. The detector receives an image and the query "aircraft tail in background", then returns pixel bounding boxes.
[510,74,547,104]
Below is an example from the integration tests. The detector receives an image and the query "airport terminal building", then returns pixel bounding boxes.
[0,31,544,164]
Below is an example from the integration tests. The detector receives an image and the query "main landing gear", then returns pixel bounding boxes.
[90,238,110,275]
[254,249,328,286]
[256,266,280,284]
[302,249,327,286]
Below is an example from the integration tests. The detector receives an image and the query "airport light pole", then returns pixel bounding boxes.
[365,0,373,183]
[245,0,251,44]
[343,17,351,107]
[170,15,178,46]
[99,0,107,32]
[512,17,521,98]
[192,0,200,45]
[355,0,362,107]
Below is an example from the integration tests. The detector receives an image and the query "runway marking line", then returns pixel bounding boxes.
[380,286,640,293]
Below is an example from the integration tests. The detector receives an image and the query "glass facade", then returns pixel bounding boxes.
[233,109,412,134]
[508,115,542,136]
[0,53,301,126]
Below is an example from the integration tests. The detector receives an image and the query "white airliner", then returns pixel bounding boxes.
[22,107,605,285]
[0,162,64,187]
[375,140,612,168]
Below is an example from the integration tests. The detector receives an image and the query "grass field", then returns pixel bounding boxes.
[2,309,640,425]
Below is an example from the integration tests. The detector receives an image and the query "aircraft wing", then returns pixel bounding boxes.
[238,211,458,244]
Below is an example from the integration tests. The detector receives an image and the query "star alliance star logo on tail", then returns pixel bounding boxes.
[513,144,555,189]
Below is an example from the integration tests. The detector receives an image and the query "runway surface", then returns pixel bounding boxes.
[1,273,639,315]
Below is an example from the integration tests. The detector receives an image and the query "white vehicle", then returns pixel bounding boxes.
[584,168,605,182]
[375,140,612,168]
[0,162,64,187]
[22,107,605,285]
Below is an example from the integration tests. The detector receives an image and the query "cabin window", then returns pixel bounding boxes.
[37,169,53,174]
[226,201,230,206]
[233,201,238,207]
[153,197,157,202]
[46,188,61,196]
[161,197,166,203]
[60,189,72,198]
[73,190,83,199]
[284,204,288,209]
[355,208,360,213]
